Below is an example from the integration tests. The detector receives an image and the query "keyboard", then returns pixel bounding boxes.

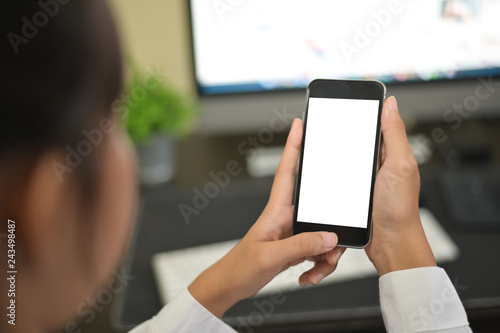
[152,208,459,304]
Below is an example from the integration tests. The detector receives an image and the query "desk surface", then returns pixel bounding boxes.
[113,165,500,332]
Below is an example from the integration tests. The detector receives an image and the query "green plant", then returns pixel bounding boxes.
[123,66,198,144]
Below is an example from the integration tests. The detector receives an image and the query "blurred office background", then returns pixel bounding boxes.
[74,0,500,332]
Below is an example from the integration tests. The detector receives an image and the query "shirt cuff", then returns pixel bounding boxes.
[131,288,236,333]
[380,267,470,333]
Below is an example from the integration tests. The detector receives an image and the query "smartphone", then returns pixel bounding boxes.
[292,79,386,248]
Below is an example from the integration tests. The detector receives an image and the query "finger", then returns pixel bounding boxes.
[298,258,337,286]
[299,248,346,286]
[378,137,386,167]
[302,254,326,264]
[381,96,412,160]
[268,232,337,267]
[268,118,303,206]
[326,247,346,266]
[299,261,335,286]
[287,257,306,268]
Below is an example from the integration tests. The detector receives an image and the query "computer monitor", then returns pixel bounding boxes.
[188,0,500,134]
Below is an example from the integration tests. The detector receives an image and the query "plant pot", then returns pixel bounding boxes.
[136,134,176,186]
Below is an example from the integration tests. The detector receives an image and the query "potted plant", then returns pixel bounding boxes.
[122,65,198,185]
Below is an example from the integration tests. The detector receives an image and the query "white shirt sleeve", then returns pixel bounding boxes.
[380,266,472,333]
[129,288,236,333]
[131,267,472,333]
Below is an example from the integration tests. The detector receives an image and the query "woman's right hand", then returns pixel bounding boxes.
[365,96,436,276]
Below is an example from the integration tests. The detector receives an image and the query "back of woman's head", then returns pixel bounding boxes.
[0,0,125,217]
[1,0,123,158]
[0,0,127,260]
[0,5,138,330]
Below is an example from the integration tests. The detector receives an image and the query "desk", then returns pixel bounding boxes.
[113,169,500,332]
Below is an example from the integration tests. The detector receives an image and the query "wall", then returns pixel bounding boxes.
[108,0,196,96]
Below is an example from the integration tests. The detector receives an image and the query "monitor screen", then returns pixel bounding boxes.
[189,0,500,95]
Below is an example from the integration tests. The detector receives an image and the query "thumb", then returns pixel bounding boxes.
[269,232,338,266]
[381,96,412,159]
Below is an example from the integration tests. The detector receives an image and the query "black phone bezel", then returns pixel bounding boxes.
[292,79,386,248]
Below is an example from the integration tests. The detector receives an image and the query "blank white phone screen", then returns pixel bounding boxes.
[297,97,380,228]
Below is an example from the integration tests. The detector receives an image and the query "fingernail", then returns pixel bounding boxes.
[387,96,398,112]
[311,273,325,285]
[333,248,344,264]
[322,233,337,248]
[299,277,309,287]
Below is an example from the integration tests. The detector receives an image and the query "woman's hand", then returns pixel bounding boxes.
[365,96,436,276]
[189,118,345,318]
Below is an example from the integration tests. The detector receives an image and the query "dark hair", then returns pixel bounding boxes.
[0,0,124,259]
[1,0,123,156]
